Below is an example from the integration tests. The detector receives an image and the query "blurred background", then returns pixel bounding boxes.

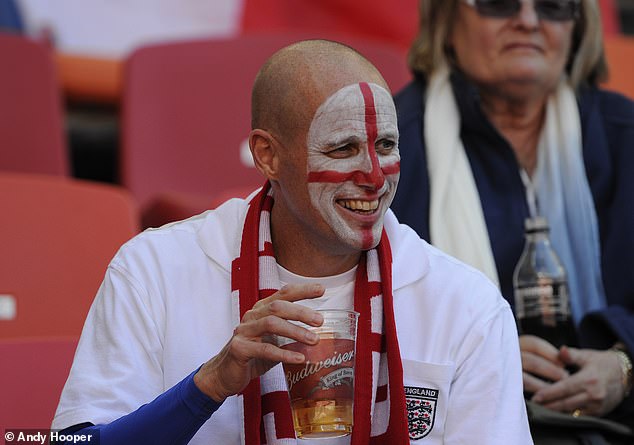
[1,0,631,189]
[0,0,633,431]
[1,0,632,194]
[1,0,421,188]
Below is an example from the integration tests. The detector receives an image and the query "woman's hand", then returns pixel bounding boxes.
[530,346,626,417]
[519,335,570,394]
[194,284,325,402]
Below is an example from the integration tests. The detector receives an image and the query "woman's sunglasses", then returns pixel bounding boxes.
[462,0,580,22]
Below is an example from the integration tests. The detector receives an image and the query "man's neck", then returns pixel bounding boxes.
[270,204,361,278]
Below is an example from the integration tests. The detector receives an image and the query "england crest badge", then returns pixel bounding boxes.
[405,386,438,440]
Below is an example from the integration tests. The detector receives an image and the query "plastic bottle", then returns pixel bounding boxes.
[513,217,577,348]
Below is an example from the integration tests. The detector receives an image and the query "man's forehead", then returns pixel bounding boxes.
[314,82,394,115]
[306,82,398,149]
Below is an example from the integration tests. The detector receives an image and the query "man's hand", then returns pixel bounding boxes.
[193,284,325,402]
[531,346,626,417]
[520,335,569,394]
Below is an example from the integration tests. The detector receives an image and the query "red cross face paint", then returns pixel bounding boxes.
[306,82,400,251]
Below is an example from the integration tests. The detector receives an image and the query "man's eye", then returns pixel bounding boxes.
[326,145,355,157]
[376,139,396,152]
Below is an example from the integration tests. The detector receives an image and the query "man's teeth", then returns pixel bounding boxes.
[339,199,379,211]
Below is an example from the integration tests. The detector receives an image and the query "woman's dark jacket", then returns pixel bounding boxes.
[391,72,634,423]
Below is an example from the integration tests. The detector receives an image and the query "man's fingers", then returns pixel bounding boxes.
[272,284,326,303]
[235,315,320,346]
[231,334,305,365]
[197,285,326,402]
[264,298,324,327]
[244,284,325,325]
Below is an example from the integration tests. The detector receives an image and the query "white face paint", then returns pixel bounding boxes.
[306,82,400,251]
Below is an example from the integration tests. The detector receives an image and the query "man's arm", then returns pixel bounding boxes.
[54,368,221,444]
[54,260,325,443]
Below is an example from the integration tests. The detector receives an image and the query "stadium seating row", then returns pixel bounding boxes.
[0,172,138,431]
[1,31,411,226]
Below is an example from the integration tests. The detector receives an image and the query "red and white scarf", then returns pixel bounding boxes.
[230,183,409,444]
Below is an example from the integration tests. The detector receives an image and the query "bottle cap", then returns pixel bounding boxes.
[524,216,549,232]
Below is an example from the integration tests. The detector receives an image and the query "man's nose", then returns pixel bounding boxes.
[353,147,385,189]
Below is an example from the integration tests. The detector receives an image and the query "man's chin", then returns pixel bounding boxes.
[357,226,383,251]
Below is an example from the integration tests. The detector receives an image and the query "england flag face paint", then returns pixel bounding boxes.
[306,82,400,251]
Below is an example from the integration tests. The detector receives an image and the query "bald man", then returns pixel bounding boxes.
[53,40,533,444]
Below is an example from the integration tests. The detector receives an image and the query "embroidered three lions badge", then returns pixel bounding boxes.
[405,386,438,440]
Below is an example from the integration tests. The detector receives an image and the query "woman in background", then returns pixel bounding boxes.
[391,0,633,435]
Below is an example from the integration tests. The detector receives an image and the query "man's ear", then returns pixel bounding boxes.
[249,129,279,180]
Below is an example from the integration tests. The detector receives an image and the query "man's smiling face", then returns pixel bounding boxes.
[305,82,400,251]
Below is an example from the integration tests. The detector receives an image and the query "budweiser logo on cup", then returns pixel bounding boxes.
[278,309,359,439]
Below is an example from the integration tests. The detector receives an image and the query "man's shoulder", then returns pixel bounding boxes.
[114,197,250,272]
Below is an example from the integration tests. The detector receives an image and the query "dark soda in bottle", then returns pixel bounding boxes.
[513,217,577,348]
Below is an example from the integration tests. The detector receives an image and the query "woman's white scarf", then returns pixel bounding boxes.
[425,66,606,322]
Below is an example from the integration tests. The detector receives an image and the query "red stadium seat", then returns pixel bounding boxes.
[0,33,69,175]
[0,337,78,430]
[121,32,411,228]
[599,0,621,35]
[603,34,634,100]
[0,173,140,339]
[241,0,419,51]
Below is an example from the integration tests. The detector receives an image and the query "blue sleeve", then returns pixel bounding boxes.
[54,367,222,445]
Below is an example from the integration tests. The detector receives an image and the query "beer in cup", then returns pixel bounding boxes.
[278,309,359,439]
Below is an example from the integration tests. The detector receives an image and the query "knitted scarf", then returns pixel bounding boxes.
[230,183,409,444]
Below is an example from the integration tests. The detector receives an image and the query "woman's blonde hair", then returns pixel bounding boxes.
[407,0,608,88]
